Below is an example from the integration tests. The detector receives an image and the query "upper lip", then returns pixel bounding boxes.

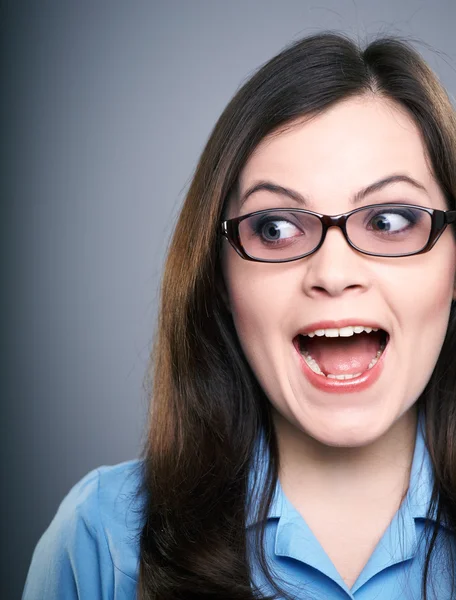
[297,319,390,336]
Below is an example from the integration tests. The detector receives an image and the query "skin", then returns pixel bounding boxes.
[221,95,456,585]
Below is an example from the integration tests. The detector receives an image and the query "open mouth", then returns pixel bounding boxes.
[294,327,389,380]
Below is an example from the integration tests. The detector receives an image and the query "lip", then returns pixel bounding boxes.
[293,333,389,394]
[298,319,389,336]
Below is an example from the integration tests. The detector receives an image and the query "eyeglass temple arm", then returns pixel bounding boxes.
[446,210,456,224]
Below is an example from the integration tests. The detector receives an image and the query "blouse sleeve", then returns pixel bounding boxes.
[22,467,115,600]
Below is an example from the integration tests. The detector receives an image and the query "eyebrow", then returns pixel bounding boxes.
[239,174,428,208]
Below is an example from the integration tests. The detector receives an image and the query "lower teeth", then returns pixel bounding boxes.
[327,372,363,380]
[302,344,385,379]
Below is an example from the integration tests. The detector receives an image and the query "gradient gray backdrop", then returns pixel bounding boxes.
[2,1,455,598]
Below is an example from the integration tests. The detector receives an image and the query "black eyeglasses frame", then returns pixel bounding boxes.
[220,203,456,263]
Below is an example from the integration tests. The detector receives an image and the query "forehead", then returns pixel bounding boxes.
[236,95,439,212]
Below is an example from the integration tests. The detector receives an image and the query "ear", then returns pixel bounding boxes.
[215,235,232,313]
[216,273,231,313]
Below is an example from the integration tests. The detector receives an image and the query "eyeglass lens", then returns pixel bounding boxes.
[238,205,432,259]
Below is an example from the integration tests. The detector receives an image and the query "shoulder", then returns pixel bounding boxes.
[23,459,146,600]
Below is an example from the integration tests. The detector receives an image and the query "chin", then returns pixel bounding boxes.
[298,409,395,448]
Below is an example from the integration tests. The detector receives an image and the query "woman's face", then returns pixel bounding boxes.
[221,95,456,448]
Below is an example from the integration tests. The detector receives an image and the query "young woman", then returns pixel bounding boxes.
[23,32,456,600]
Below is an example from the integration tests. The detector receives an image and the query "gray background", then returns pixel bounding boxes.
[2,1,455,598]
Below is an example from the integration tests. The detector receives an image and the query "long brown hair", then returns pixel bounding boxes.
[136,32,456,599]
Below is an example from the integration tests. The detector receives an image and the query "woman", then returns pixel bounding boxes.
[23,32,456,599]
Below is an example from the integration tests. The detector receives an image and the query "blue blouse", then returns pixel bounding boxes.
[23,417,455,599]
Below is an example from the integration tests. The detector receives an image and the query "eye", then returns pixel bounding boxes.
[254,216,302,244]
[366,208,418,234]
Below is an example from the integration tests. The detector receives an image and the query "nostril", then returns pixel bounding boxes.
[311,283,364,296]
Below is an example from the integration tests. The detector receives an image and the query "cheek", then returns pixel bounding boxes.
[223,252,295,360]
[386,240,456,371]
[402,242,455,315]
[229,269,282,337]
[394,265,452,316]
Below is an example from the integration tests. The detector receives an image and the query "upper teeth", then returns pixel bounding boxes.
[303,326,380,338]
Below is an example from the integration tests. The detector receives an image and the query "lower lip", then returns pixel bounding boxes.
[293,338,389,394]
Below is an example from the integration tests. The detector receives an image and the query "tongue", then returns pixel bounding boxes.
[303,332,382,375]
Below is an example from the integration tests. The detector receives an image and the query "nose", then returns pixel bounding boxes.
[302,226,371,298]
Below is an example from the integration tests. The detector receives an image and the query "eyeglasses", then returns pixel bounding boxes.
[220,203,456,262]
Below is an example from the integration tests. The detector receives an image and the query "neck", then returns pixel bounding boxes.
[274,407,418,508]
